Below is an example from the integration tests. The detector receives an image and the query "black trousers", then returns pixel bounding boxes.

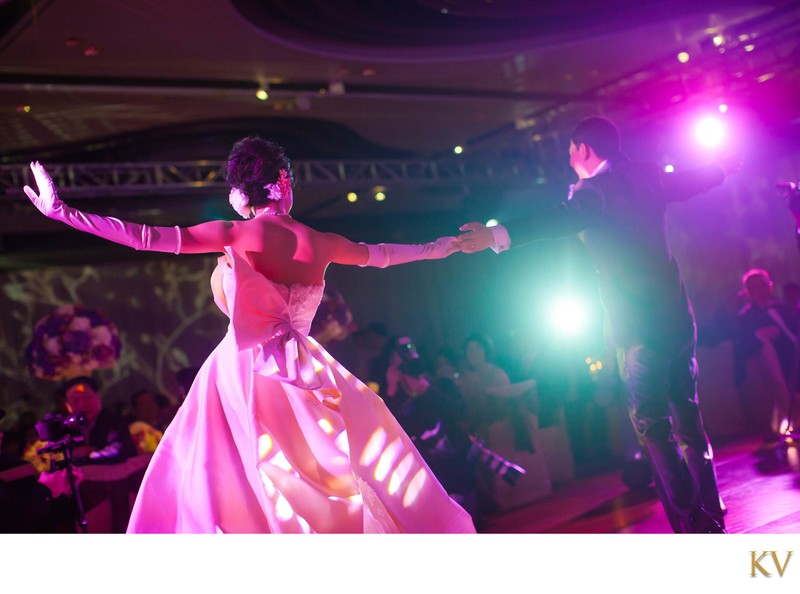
[617,341,724,532]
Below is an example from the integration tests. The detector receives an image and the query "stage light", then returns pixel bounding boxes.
[585,355,605,378]
[454,145,463,154]
[346,192,358,203]
[744,44,755,52]
[486,219,499,228]
[328,81,346,95]
[718,103,728,113]
[694,116,726,148]
[677,51,690,63]
[664,164,674,173]
[712,34,725,47]
[548,296,587,337]
[374,191,386,202]
[256,88,269,101]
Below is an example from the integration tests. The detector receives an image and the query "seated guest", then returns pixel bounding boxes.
[379,337,480,519]
[62,376,137,465]
[128,389,165,455]
[733,269,799,439]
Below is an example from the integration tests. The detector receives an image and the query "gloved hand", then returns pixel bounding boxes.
[24,161,181,254]
[359,236,457,268]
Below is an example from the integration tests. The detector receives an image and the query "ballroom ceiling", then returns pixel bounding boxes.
[0,0,799,269]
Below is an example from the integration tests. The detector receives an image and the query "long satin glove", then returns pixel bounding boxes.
[23,161,181,254]
[359,237,457,268]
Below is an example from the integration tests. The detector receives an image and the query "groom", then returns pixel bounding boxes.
[456,115,740,533]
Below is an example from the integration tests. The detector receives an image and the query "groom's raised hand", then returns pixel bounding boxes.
[455,222,494,253]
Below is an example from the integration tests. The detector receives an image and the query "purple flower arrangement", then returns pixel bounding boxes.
[25,304,122,381]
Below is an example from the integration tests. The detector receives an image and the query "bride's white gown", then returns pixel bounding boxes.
[127,247,475,533]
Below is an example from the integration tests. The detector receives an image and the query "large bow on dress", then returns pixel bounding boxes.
[218,247,339,396]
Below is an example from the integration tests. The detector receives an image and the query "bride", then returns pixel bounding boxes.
[24,136,475,534]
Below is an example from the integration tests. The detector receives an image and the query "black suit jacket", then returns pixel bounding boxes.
[503,155,726,351]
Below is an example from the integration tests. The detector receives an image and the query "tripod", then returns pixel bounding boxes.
[37,436,89,533]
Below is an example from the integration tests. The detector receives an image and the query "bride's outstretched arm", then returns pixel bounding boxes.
[24,161,182,254]
[24,161,238,254]
[324,232,458,268]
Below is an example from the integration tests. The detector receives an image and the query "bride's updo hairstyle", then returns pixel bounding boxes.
[225,136,294,208]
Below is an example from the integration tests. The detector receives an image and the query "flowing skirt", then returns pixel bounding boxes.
[127,331,476,534]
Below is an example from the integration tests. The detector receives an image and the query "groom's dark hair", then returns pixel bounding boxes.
[571,116,621,160]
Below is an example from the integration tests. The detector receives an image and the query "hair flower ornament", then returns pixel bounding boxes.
[229,187,251,219]
[25,304,122,381]
[263,169,293,203]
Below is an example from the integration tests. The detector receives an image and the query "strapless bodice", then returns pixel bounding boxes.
[267,282,325,336]
[209,247,334,391]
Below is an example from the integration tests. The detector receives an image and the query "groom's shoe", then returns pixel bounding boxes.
[688,507,727,533]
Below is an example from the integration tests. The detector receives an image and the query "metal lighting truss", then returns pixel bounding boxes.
[0,158,530,198]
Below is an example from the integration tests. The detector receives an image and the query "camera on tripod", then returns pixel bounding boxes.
[33,411,91,532]
[35,412,89,451]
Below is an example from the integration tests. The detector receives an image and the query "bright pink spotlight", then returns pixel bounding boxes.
[694,117,726,148]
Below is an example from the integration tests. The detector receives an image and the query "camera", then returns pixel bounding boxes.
[395,336,425,377]
[35,412,89,443]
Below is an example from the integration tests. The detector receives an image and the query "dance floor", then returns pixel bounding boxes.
[481,435,800,534]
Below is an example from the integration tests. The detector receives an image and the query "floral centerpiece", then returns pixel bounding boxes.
[25,304,122,381]
[23,439,60,473]
[129,421,164,455]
